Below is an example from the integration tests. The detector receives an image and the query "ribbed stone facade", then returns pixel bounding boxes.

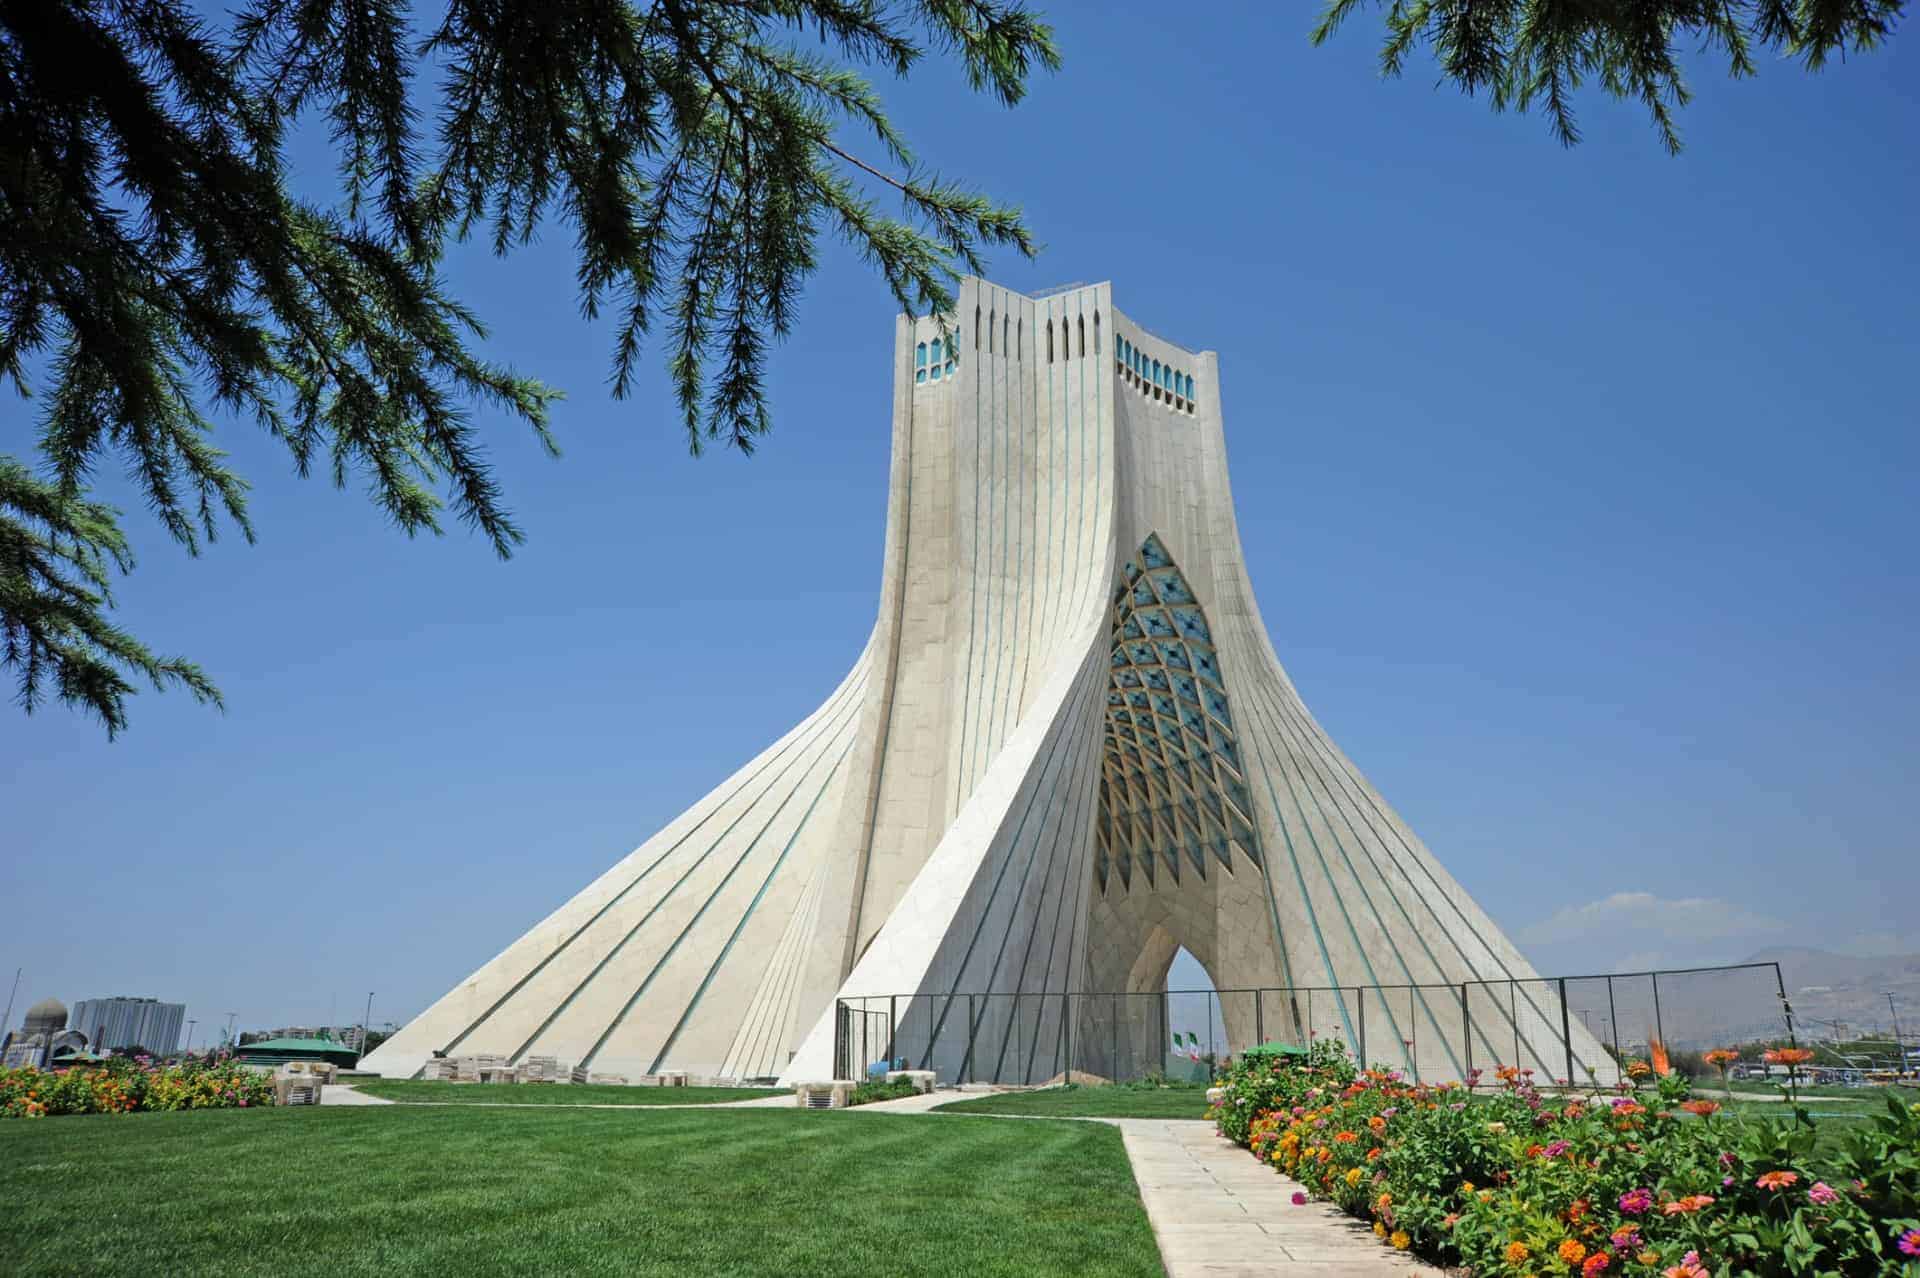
[363,278,1605,1087]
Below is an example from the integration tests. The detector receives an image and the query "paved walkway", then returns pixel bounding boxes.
[1119,1119,1441,1278]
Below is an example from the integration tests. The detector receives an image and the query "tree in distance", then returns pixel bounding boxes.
[1313,0,1902,151]
[1,0,1059,736]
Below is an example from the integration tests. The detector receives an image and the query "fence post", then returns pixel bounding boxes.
[965,995,976,1084]
[1064,992,1073,1083]
[1461,984,1471,1081]
[888,995,897,1067]
[1160,990,1170,1077]
[1408,988,1418,1082]
[834,1000,846,1079]
[1511,982,1520,1069]
[1606,976,1619,1077]
[1009,992,1020,1086]
[1774,963,1800,1051]
[1112,994,1120,1080]
[1651,972,1666,1055]
[1559,977,1574,1087]
[1255,988,1265,1046]
[1356,987,1366,1067]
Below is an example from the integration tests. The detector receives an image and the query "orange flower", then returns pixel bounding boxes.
[1368,1115,1386,1132]
[1704,1049,1739,1067]
[1662,1195,1715,1215]
[1334,1130,1359,1143]
[1762,1047,1815,1066]
[1625,1060,1651,1078]
[1680,1100,1720,1117]
[1390,1229,1410,1250]
[1506,1241,1531,1264]
[1560,1239,1588,1264]
[1756,1170,1799,1191]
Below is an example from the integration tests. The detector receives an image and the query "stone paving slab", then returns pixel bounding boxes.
[1116,1120,1442,1277]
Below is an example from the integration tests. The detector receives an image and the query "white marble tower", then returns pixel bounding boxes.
[362,279,1607,1088]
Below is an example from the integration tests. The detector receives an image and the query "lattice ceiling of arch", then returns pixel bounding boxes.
[1096,534,1263,894]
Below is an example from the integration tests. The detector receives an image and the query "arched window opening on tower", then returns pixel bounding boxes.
[988,308,995,354]
[1017,318,1023,359]
[1046,321,1054,363]
[915,341,928,385]
[974,305,980,349]
[931,336,944,381]
[1004,314,1011,354]
[1078,315,1086,357]
[1094,311,1101,355]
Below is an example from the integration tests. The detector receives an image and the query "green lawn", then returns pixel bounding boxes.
[1702,1080,1919,1103]
[938,1081,1211,1119]
[353,1079,785,1106]
[0,1106,1159,1277]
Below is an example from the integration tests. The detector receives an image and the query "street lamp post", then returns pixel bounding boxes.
[185,1019,197,1057]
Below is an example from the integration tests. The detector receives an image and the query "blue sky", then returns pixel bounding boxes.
[3,6,1915,1042]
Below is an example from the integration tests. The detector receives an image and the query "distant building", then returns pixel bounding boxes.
[70,996,187,1055]
[233,1036,360,1070]
[245,1026,366,1051]
[2,998,84,1068]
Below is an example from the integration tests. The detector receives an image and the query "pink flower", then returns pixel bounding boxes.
[1718,1151,1736,1166]
[1897,1229,1920,1257]
[1808,1182,1839,1205]
[1610,1229,1641,1251]
[1290,1192,1307,1206]
[1618,1188,1654,1216]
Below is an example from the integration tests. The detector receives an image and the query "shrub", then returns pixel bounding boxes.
[847,1078,921,1107]
[1208,1046,1920,1276]
[1,1054,276,1118]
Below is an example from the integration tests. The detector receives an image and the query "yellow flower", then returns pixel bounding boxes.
[1460,1181,1475,1193]
[1390,1230,1410,1250]
[1346,1167,1363,1187]
[1374,1220,1387,1238]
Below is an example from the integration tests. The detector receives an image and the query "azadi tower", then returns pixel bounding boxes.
[364,278,1606,1087]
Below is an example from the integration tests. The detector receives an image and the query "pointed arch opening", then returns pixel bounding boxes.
[1166,945,1228,1079]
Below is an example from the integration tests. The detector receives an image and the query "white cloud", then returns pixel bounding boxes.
[1515,891,1784,947]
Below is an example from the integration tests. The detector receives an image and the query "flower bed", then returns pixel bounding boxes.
[1209,1044,1920,1276]
[1,1055,276,1117]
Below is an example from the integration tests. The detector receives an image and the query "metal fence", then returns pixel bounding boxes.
[833,962,1794,1087]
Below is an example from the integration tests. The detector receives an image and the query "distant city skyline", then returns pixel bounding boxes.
[3,7,1912,1034]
